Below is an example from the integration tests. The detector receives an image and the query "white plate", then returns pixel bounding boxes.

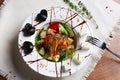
[18,7,92,77]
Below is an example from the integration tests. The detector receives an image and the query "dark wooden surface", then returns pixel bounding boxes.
[0,0,4,6]
[87,28,120,80]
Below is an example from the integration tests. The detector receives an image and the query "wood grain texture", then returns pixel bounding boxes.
[87,28,120,80]
[0,0,4,6]
[114,0,120,4]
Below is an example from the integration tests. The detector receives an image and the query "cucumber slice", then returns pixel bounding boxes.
[59,24,68,36]
[61,23,74,37]
[39,47,45,56]
[68,38,73,44]
[53,55,60,62]
[37,39,44,45]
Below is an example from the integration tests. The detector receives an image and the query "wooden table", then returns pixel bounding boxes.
[87,28,120,80]
[0,0,4,6]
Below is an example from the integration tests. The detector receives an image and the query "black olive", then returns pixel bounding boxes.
[22,23,35,36]
[35,9,48,23]
[22,41,33,55]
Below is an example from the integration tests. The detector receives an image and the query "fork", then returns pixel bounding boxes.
[86,36,120,59]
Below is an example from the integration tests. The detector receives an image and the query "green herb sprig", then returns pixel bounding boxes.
[63,0,98,29]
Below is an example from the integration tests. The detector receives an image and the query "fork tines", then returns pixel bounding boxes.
[86,36,105,49]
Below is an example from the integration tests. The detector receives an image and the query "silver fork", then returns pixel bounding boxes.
[86,36,120,59]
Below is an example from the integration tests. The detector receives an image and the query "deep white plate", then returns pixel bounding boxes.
[18,7,92,77]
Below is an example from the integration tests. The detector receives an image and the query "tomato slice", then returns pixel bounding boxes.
[49,22,59,30]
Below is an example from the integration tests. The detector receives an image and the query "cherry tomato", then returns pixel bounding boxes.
[49,22,59,30]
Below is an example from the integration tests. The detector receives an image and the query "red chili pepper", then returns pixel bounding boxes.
[49,22,59,30]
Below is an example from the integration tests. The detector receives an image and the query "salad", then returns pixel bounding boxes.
[35,22,76,62]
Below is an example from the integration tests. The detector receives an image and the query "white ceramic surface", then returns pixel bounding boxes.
[18,7,92,77]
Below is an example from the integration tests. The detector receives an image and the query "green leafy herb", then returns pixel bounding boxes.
[61,23,74,37]
[63,0,99,29]
[59,51,66,61]
[35,31,40,52]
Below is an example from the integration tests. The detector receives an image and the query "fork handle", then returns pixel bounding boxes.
[106,47,120,59]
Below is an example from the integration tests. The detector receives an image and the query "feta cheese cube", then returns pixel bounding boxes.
[81,42,90,50]
[73,54,84,65]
